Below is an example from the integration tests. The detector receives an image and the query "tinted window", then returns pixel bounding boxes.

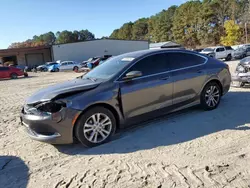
[61,62,67,66]
[68,62,73,65]
[167,52,205,70]
[225,46,233,50]
[127,53,168,76]
[219,48,225,52]
[0,67,9,71]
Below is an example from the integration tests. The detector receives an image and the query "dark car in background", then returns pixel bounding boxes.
[0,66,28,79]
[21,49,231,147]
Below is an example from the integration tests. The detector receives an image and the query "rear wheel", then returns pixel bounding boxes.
[55,68,59,72]
[10,73,18,79]
[75,107,116,147]
[200,82,221,111]
[225,54,232,61]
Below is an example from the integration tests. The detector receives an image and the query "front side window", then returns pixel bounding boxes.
[167,52,206,70]
[126,53,168,76]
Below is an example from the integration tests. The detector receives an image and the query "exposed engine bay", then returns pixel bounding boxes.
[231,57,250,87]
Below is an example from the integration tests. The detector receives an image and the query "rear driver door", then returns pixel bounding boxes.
[167,52,207,106]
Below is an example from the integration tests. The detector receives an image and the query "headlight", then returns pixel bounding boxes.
[35,101,66,113]
[237,66,245,72]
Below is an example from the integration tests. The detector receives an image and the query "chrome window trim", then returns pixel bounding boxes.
[114,50,208,83]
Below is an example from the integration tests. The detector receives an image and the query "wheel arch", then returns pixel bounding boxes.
[201,79,223,96]
[72,103,120,138]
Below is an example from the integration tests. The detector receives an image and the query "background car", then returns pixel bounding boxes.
[37,62,58,72]
[47,63,60,72]
[232,47,247,59]
[58,61,81,72]
[21,49,231,147]
[200,46,233,60]
[0,66,28,79]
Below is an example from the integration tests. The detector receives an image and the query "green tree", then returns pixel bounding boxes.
[117,22,134,40]
[221,20,241,45]
[132,18,149,40]
[172,1,201,48]
[154,6,177,42]
[110,29,120,39]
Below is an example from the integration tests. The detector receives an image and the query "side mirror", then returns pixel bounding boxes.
[123,71,142,80]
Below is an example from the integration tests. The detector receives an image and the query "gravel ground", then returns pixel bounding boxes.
[1,61,250,188]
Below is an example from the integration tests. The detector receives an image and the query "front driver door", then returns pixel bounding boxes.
[118,53,173,120]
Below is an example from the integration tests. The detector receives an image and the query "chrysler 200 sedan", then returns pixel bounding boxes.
[20,49,231,147]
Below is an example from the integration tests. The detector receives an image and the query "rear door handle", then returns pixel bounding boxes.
[160,76,170,80]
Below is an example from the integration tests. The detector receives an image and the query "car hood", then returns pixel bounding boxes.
[26,78,102,104]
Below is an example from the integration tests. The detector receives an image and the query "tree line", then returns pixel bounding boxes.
[8,30,95,49]
[110,0,250,48]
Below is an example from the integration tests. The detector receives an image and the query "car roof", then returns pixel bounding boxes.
[116,49,203,59]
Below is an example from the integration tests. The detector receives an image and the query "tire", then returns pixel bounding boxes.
[225,54,232,61]
[75,107,116,147]
[200,82,222,111]
[73,66,79,72]
[10,73,18,79]
[55,68,59,72]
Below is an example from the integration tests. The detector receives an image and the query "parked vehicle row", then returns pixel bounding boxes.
[197,44,250,61]
[20,49,231,147]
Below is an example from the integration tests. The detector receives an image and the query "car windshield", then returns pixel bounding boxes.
[83,55,135,80]
[203,48,215,52]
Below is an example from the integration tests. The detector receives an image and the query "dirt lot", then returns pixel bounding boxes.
[1,61,250,188]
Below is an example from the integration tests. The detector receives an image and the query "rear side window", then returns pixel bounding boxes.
[225,46,233,50]
[167,52,206,70]
[128,53,168,76]
[0,67,9,71]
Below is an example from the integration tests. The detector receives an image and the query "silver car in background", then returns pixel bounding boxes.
[59,61,81,72]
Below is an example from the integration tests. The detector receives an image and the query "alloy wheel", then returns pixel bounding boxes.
[83,113,112,143]
[205,85,220,107]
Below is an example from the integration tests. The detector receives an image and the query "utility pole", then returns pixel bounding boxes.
[245,22,248,44]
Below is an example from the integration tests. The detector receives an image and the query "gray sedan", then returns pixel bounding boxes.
[20,49,231,147]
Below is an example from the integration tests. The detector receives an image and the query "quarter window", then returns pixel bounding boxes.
[167,52,206,70]
[126,53,168,76]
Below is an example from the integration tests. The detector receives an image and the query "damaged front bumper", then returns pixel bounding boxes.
[20,104,81,144]
[231,72,250,87]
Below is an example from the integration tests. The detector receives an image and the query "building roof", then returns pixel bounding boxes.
[0,46,51,53]
[150,41,182,49]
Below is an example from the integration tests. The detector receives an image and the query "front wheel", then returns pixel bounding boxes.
[75,107,116,147]
[200,82,221,111]
[10,73,18,79]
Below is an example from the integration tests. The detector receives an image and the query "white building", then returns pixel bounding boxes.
[52,39,149,62]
